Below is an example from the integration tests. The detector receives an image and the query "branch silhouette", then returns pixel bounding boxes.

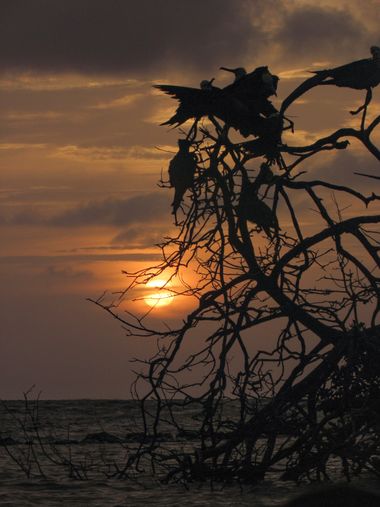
[93,48,380,483]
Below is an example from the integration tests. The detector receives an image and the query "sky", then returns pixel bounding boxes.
[1,0,379,398]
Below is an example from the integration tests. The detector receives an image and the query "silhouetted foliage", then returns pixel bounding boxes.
[93,50,380,484]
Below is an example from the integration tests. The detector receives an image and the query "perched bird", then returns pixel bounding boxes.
[239,173,279,238]
[221,65,279,101]
[168,139,197,215]
[200,78,216,90]
[242,192,279,238]
[219,66,247,82]
[281,46,380,114]
[154,65,280,138]
[239,135,279,160]
[219,65,280,135]
[238,114,283,159]
[255,163,276,187]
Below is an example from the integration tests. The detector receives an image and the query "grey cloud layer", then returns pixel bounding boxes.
[1,1,377,77]
[0,0,253,75]
[0,192,171,227]
[277,5,369,61]
[51,192,170,226]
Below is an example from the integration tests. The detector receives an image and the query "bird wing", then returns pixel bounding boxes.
[154,84,222,126]
[154,84,205,103]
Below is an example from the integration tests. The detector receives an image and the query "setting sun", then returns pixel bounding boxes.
[144,279,174,307]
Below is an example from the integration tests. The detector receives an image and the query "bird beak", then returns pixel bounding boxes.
[220,67,234,73]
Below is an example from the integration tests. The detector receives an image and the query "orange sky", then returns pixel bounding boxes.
[0,0,379,398]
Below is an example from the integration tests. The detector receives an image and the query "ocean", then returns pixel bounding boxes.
[0,400,378,506]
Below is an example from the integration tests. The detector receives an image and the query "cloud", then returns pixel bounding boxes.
[275,5,368,62]
[308,150,380,192]
[50,192,171,227]
[42,264,94,280]
[0,0,376,89]
[0,252,162,265]
[0,191,172,227]
[112,225,172,248]
[90,93,144,110]
[0,74,141,92]
[0,0,255,76]
[0,142,47,151]
[53,144,173,162]
[249,2,377,75]
[5,111,66,121]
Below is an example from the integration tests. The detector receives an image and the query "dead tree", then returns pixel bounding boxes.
[92,58,380,484]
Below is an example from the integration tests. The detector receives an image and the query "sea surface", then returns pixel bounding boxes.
[0,400,378,506]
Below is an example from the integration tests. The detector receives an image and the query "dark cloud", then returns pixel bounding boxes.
[0,252,162,265]
[112,224,171,247]
[51,192,170,226]
[0,206,45,225]
[42,264,94,280]
[309,149,380,192]
[1,1,376,78]
[0,0,255,75]
[275,5,369,62]
[0,191,171,227]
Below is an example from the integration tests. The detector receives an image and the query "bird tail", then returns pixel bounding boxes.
[160,116,181,128]
[280,74,324,114]
[171,188,185,214]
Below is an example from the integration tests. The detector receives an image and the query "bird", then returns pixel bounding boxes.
[238,172,279,238]
[168,139,197,215]
[281,46,380,115]
[238,116,283,160]
[219,66,247,82]
[154,66,281,138]
[243,192,279,238]
[220,65,279,102]
[255,162,276,187]
[218,66,280,134]
[200,78,216,90]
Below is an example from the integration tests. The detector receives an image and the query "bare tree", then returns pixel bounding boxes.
[92,56,380,484]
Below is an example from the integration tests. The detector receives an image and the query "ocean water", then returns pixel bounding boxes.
[0,400,378,506]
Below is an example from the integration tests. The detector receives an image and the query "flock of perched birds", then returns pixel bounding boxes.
[155,64,280,138]
[156,46,380,237]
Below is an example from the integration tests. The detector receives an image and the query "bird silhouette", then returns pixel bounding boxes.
[242,192,279,238]
[254,163,276,187]
[221,65,279,102]
[238,121,283,160]
[239,168,279,238]
[281,46,380,115]
[155,66,280,138]
[219,66,247,82]
[168,139,197,215]
[200,78,216,90]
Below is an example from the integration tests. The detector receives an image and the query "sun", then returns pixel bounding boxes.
[144,279,174,308]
